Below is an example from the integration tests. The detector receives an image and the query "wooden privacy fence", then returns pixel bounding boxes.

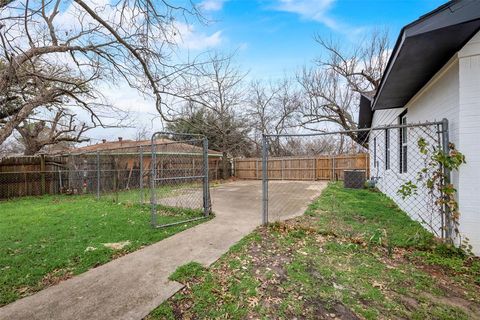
[0,154,224,199]
[233,153,369,181]
[0,155,67,198]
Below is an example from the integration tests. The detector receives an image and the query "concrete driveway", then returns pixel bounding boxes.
[0,180,327,320]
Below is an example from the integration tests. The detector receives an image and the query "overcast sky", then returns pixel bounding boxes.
[87,0,446,143]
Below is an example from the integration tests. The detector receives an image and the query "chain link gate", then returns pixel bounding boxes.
[261,119,453,241]
[150,132,211,228]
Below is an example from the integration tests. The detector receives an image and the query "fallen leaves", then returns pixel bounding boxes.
[102,240,131,250]
[372,280,386,290]
[247,296,259,307]
[40,268,74,287]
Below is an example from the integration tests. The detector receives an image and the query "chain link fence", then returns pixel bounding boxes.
[0,137,222,227]
[65,146,157,204]
[150,133,212,228]
[261,120,451,240]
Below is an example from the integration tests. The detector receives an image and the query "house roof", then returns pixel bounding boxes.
[359,0,480,125]
[357,94,374,141]
[71,138,222,155]
[358,94,374,129]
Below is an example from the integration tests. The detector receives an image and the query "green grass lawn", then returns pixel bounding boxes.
[148,183,480,320]
[0,191,209,306]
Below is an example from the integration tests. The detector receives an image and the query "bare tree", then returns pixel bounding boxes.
[298,67,357,131]
[247,79,302,156]
[174,52,250,178]
[316,29,390,93]
[134,125,151,141]
[16,109,90,155]
[0,0,203,146]
[298,29,390,143]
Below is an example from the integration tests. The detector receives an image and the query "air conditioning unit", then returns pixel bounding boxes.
[343,170,366,189]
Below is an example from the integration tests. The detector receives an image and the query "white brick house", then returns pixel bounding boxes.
[358,1,480,255]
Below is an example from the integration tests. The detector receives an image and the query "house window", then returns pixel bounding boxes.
[399,111,408,173]
[385,129,390,170]
[373,137,377,168]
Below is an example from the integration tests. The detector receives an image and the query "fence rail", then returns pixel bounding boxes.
[233,153,369,181]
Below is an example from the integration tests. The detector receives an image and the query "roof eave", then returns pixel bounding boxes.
[371,0,480,111]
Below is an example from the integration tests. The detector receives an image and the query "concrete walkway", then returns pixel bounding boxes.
[0,180,326,320]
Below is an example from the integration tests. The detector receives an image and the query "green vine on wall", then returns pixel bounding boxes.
[397,138,466,248]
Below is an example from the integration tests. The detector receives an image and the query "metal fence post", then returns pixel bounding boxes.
[203,137,210,216]
[262,134,269,225]
[113,155,118,203]
[139,146,143,204]
[150,135,157,227]
[441,118,453,241]
[96,151,100,199]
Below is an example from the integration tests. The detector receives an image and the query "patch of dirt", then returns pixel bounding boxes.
[421,292,480,318]
[159,224,360,319]
[247,231,293,311]
[402,252,480,301]
[308,298,360,320]
[372,245,480,318]
[396,294,420,311]
[241,226,360,319]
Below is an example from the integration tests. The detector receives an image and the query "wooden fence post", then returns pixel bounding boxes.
[40,154,46,195]
[365,154,369,178]
[332,155,336,181]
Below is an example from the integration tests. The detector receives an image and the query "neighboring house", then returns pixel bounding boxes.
[72,137,224,180]
[358,0,480,255]
[0,137,224,199]
[73,137,221,155]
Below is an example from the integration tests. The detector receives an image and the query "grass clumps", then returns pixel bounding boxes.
[169,262,206,283]
[309,183,435,249]
[148,182,480,319]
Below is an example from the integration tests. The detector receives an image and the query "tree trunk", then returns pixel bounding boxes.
[0,89,59,145]
[221,151,229,180]
[23,146,40,156]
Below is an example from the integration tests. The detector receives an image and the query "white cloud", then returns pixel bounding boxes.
[173,22,223,50]
[199,0,226,11]
[276,0,334,23]
[274,0,364,35]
